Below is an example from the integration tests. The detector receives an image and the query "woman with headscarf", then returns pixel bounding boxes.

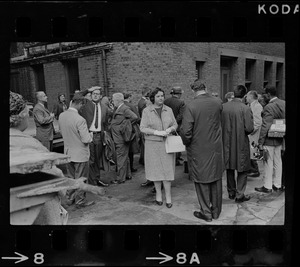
[10,91,63,177]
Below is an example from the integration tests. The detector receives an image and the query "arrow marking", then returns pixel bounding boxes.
[146,252,173,264]
[2,252,29,264]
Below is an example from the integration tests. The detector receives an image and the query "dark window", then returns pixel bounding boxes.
[63,59,80,100]
[264,61,272,88]
[196,61,205,79]
[276,62,283,98]
[245,59,256,91]
[32,64,46,92]
[10,71,20,94]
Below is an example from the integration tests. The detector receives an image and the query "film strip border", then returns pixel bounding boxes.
[0,1,298,266]
[0,2,299,41]
[0,226,288,265]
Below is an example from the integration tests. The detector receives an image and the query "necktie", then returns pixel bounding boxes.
[94,103,99,129]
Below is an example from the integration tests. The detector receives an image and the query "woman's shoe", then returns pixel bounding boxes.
[166,203,173,208]
[155,200,163,206]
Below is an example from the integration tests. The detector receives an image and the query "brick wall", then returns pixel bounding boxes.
[10,42,285,108]
[44,61,67,112]
[78,54,104,91]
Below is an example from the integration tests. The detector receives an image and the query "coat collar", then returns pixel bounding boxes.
[148,104,168,112]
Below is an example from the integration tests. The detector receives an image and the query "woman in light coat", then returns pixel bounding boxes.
[140,87,178,208]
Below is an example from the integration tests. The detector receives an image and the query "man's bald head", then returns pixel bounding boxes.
[36,91,48,103]
[112,93,124,107]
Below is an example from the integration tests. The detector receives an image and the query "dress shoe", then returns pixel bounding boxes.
[75,200,95,209]
[235,195,251,203]
[155,200,163,206]
[126,176,132,180]
[141,180,154,187]
[111,180,125,184]
[212,213,219,220]
[255,186,272,193]
[193,211,212,222]
[228,194,236,200]
[131,168,137,172]
[96,180,109,187]
[166,203,173,208]
[247,172,260,177]
[272,185,284,192]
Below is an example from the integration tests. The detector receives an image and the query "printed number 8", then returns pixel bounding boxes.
[34,253,44,264]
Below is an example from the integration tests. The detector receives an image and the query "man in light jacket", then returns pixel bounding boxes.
[59,94,94,208]
[255,85,285,193]
[246,90,263,177]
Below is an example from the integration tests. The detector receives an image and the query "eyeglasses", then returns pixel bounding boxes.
[92,93,101,96]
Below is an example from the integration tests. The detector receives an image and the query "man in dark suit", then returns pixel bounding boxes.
[181,80,224,222]
[110,93,138,184]
[59,94,94,208]
[255,85,286,193]
[78,86,111,187]
[33,91,55,151]
[164,86,186,165]
[138,86,154,187]
[124,92,140,172]
[221,85,254,203]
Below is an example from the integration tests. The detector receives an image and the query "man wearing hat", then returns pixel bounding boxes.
[78,86,111,187]
[180,79,224,222]
[164,86,186,166]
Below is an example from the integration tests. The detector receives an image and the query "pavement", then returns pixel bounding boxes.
[62,155,285,225]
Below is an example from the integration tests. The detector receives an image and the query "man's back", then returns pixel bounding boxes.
[164,97,185,124]
[222,99,254,171]
[59,109,91,162]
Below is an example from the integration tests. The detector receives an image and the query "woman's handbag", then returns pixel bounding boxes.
[165,132,186,153]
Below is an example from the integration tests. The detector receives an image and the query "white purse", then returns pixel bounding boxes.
[165,132,186,153]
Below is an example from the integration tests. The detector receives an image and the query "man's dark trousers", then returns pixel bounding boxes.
[226,169,248,199]
[66,161,89,204]
[194,179,222,219]
[89,132,104,185]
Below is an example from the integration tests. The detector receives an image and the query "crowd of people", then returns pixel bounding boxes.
[9,79,285,221]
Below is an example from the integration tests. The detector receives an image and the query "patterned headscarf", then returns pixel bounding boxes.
[10,91,26,116]
[10,91,27,127]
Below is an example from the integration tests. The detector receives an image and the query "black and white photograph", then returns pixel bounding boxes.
[9,42,286,225]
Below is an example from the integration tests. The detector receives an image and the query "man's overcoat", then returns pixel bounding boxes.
[221,99,254,172]
[180,93,224,184]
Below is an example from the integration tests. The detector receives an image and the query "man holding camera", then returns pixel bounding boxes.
[255,86,285,193]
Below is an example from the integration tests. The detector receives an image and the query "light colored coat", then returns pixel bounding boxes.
[140,104,178,182]
[140,104,178,141]
[59,108,92,162]
[33,103,55,143]
[248,100,263,145]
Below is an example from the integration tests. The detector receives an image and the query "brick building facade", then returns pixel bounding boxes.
[10,42,285,111]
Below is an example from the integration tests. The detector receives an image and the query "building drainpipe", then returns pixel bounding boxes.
[101,49,109,96]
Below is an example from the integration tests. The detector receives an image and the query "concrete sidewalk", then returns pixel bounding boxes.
[63,157,285,225]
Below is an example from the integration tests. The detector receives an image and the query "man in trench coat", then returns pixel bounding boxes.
[180,79,224,222]
[221,85,254,203]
